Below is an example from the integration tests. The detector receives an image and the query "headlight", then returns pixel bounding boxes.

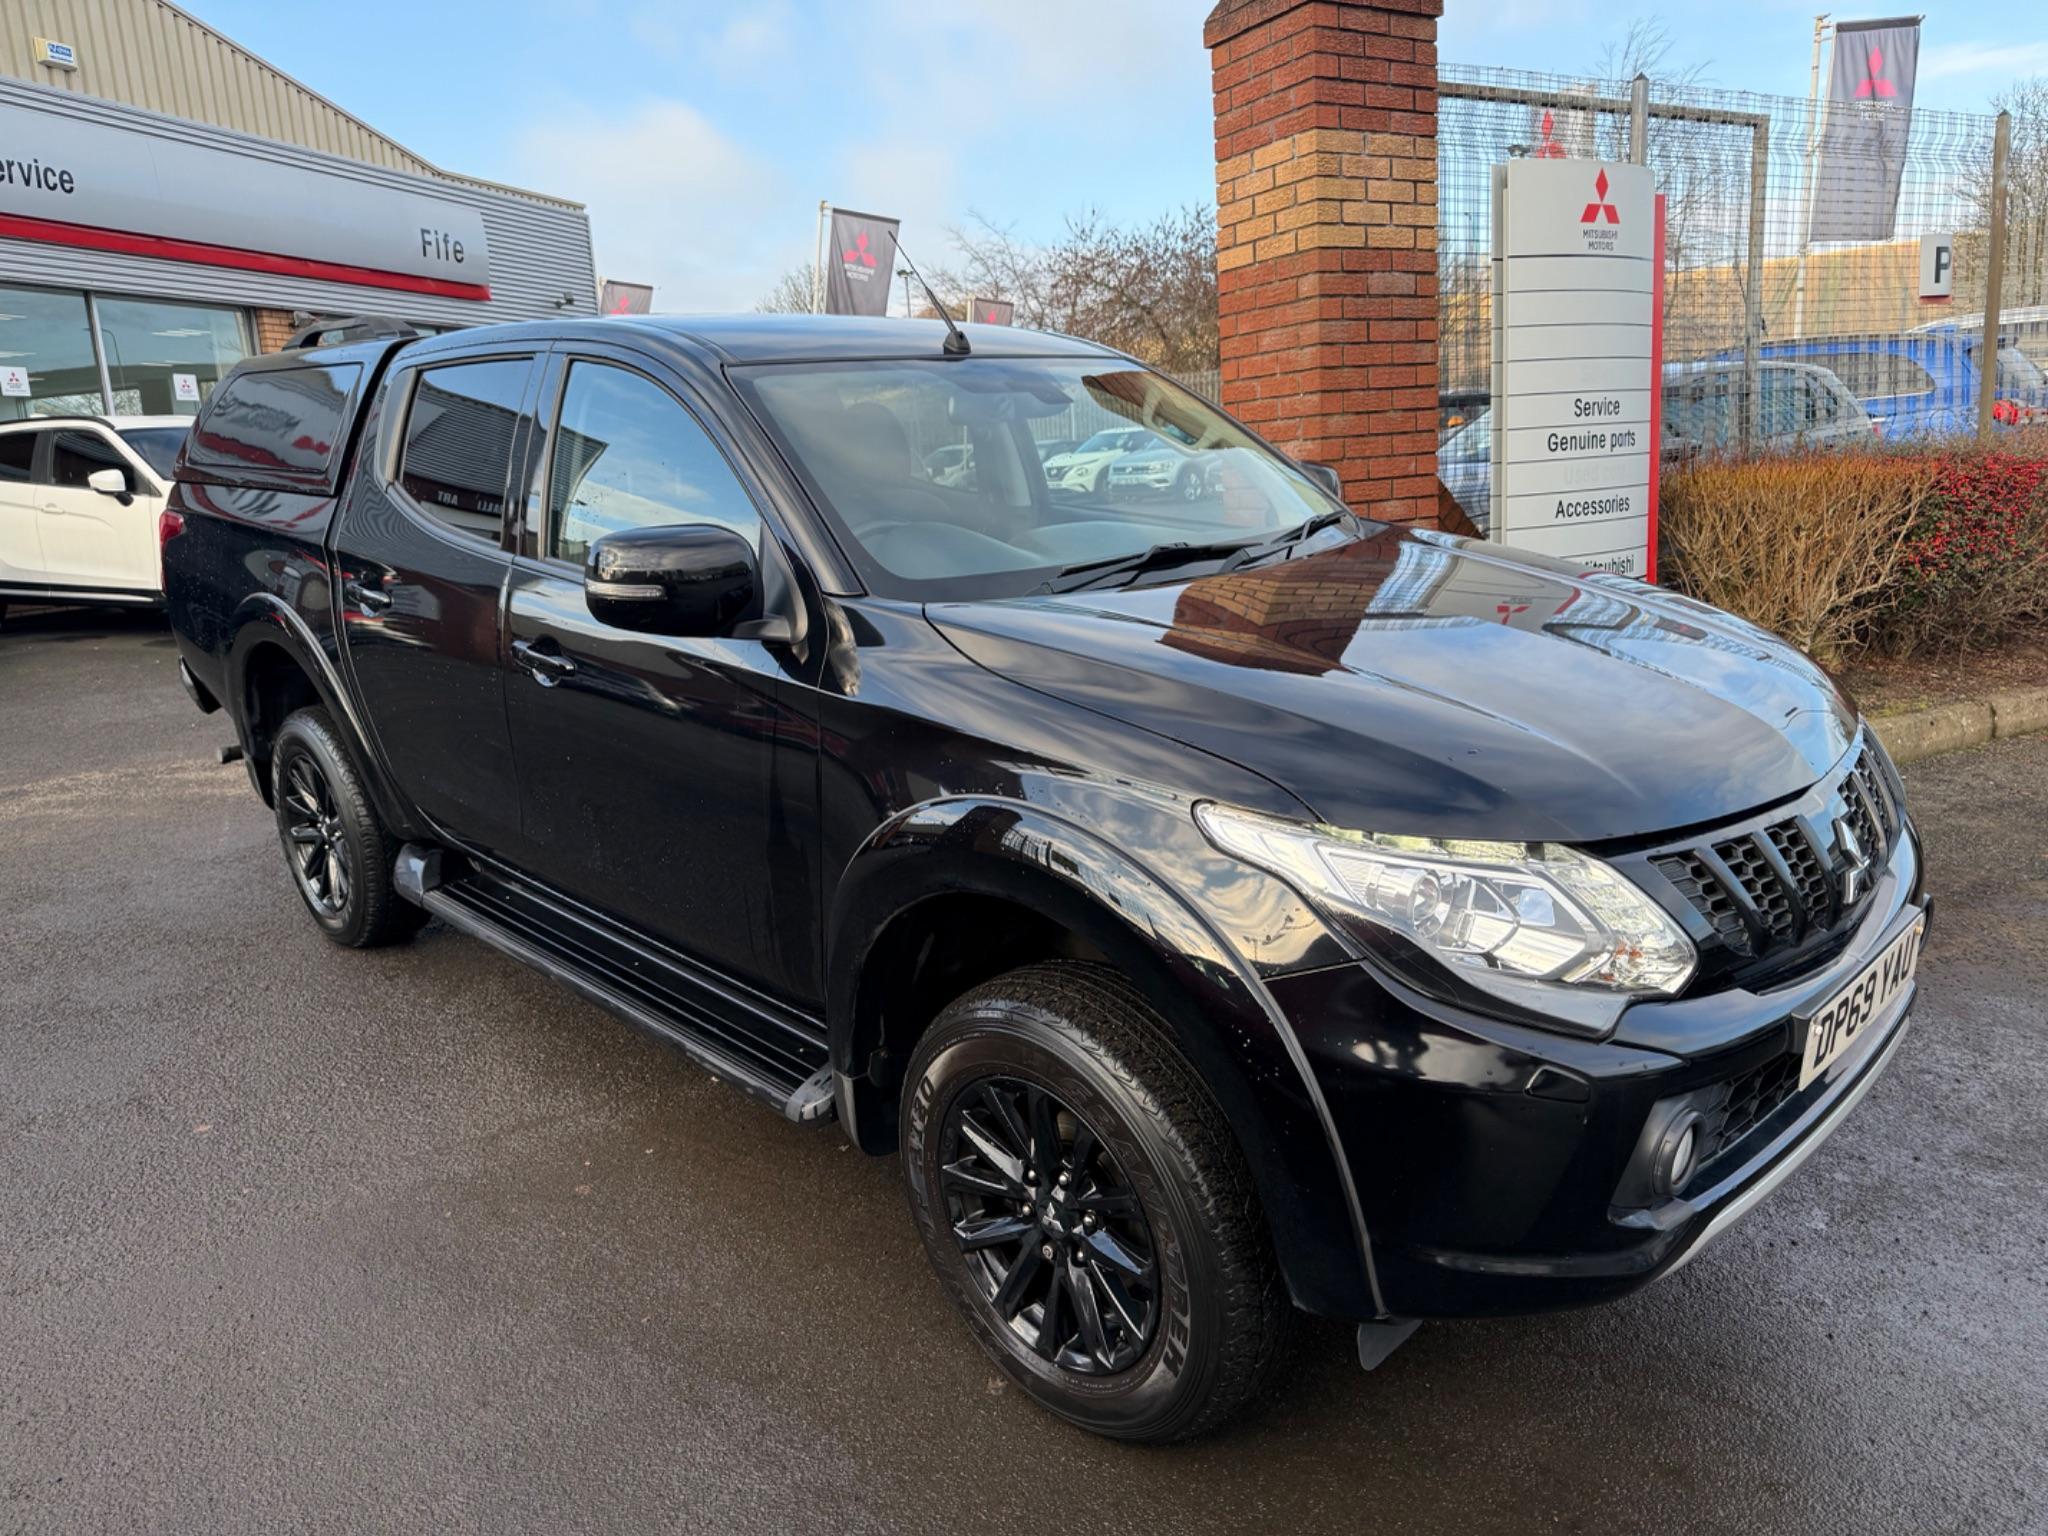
[1196,803,1695,1004]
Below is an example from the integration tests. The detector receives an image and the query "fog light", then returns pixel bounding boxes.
[1653,1109,1703,1197]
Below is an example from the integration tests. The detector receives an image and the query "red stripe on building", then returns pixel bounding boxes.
[1647,192,1666,585]
[0,211,492,301]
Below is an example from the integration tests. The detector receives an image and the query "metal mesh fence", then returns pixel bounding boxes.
[1437,63,2044,515]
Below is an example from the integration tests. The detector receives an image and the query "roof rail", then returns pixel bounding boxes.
[283,315,427,351]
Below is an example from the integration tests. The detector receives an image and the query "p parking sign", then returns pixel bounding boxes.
[1918,234,1954,302]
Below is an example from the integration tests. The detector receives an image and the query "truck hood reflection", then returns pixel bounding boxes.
[929,528,1858,843]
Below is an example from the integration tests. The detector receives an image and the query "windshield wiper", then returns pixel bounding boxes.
[1040,536,1263,595]
[1217,508,1358,573]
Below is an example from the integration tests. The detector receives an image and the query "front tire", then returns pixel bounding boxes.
[902,962,1289,1442]
[271,708,424,948]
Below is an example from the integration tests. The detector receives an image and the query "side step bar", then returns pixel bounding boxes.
[393,845,837,1125]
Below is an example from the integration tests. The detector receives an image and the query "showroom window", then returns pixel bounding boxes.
[0,284,102,422]
[95,297,250,417]
[0,283,254,422]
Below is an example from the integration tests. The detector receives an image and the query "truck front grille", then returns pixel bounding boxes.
[1641,742,1901,982]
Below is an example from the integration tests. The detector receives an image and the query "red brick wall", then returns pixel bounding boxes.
[252,309,296,353]
[1206,0,1442,525]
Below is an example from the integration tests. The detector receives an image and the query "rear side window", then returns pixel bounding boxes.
[398,358,531,544]
[50,430,129,489]
[186,362,361,477]
[0,432,33,483]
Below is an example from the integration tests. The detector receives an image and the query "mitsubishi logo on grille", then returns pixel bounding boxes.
[1834,816,1871,906]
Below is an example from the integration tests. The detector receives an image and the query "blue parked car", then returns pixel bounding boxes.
[1746,327,2046,438]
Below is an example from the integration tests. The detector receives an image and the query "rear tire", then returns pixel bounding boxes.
[271,707,425,949]
[902,962,1289,1442]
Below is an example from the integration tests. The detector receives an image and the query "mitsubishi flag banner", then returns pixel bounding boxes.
[1809,17,1921,243]
[825,207,900,316]
[971,298,1015,326]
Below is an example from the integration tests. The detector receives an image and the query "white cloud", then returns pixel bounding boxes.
[1922,40,2048,81]
[625,4,794,74]
[511,99,802,313]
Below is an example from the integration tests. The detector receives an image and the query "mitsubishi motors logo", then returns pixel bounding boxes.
[1535,110,1568,159]
[842,230,879,270]
[1855,46,1899,99]
[1580,168,1620,226]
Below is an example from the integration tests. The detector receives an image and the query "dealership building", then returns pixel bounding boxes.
[0,0,596,423]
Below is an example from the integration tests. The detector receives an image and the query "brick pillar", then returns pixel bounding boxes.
[252,309,297,353]
[1207,0,1442,524]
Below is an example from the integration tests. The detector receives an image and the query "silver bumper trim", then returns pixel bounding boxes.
[1662,1008,1913,1278]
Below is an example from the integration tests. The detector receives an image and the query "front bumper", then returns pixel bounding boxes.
[1265,822,1926,1321]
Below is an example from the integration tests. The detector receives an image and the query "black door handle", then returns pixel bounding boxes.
[512,637,577,686]
[343,578,392,613]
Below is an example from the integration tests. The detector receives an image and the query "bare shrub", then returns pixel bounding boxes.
[1659,454,1933,665]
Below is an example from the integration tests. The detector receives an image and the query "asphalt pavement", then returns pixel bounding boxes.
[3,607,2044,1536]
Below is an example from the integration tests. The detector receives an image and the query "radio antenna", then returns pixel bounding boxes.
[891,239,970,356]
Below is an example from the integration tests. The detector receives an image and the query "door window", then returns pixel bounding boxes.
[49,430,130,492]
[398,358,532,543]
[545,361,761,567]
[0,431,35,483]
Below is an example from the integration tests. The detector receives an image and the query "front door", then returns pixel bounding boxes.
[333,349,537,856]
[501,349,814,998]
[39,429,161,593]
[0,429,45,587]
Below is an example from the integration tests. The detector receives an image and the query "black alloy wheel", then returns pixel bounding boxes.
[269,707,425,949]
[281,753,352,918]
[940,1076,1158,1374]
[903,962,1290,1441]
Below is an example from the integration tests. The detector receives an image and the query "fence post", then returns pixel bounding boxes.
[1629,73,1649,165]
[1978,110,2013,444]
[1743,116,1769,449]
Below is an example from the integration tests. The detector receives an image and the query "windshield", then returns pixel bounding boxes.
[117,426,189,480]
[736,357,1340,599]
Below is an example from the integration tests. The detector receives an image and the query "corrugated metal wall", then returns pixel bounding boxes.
[0,0,578,208]
[0,78,597,327]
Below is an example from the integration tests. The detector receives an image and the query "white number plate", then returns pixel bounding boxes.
[1798,915,1925,1090]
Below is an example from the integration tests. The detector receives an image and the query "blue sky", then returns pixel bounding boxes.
[177,0,2048,313]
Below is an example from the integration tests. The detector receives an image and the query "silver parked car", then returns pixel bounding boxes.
[1438,359,1872,533]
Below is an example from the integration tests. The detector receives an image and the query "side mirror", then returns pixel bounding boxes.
[1298,460,1343,503]
[585,524,759,637]
[87,467,133,504]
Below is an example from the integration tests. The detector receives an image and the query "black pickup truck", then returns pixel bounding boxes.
[162,314,1928,1441]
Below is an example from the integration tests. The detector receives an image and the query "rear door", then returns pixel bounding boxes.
[0,429,45,585]
[39,428,163,593]
[333,346,540,856]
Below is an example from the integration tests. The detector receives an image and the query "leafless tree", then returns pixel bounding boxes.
[755,262,819,314]
[944,207,1219,375]
[1962,75,2048,308]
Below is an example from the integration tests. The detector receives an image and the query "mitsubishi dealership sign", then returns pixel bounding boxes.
[1489,158,1660,578]
[0,99,491,298]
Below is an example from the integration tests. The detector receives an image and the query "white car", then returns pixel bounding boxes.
[0,415,189,622]
[1041,427,1160,496]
